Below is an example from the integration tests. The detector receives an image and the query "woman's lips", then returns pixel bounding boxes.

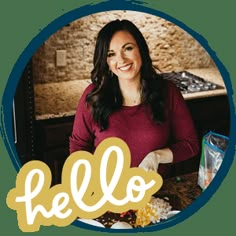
[118,63,132,71]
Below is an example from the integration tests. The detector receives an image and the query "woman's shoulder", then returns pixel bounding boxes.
[164,78,187,110]
[83,82,96,94]
[80,82,95,99]
[156,75,179,97]
[165,79,182,97]
[77,82,95,106]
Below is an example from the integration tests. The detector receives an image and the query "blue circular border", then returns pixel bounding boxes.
[1,0,235,233]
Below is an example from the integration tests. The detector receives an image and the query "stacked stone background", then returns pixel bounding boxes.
[32,10,215,84]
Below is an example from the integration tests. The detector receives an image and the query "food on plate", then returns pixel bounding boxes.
[135,196,172,227]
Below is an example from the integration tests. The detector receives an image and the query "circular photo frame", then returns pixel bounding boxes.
[1,0,235,233]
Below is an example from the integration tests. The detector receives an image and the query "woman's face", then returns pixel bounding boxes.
[107,30,142,82]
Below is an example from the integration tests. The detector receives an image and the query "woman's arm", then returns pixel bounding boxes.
[167,82,200,163]
[139,81,200,172]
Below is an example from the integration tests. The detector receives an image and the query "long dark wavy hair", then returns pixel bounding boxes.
[86,19,167,130]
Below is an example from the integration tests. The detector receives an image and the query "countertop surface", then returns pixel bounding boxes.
[156,171,202,210]
[34,67,227,120]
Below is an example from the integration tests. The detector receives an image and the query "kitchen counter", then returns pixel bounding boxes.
[34,79,90,120]
[156,171,202,210]
[34,67,227,120]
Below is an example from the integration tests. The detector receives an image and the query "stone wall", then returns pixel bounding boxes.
[32,10,214,84]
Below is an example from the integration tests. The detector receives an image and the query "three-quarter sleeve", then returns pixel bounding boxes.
[69,84,95,154]
[167,82,200,163]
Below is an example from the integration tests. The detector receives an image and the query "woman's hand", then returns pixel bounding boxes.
[138,148,173,172]
[138,152,160,172]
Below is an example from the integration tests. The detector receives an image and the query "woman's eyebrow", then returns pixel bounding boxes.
[122,42,135,49]
[108,42,135,52]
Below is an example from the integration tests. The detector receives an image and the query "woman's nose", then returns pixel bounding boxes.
[117,52,126,62]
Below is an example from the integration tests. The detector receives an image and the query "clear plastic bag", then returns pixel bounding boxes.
[198,131,229,190]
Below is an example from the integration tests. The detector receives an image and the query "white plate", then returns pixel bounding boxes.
[77,218,105,228]
[110,221,133,229]
[166,210,181,218]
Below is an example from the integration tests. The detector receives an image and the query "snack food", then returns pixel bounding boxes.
[135,196,172,227]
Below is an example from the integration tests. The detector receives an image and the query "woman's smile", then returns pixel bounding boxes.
[118,63,133,71]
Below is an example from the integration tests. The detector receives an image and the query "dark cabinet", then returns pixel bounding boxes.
[14,61,36,165]
[35,116,74,185]
[187,95,230,137]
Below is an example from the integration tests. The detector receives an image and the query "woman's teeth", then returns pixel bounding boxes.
[119,64,132,71]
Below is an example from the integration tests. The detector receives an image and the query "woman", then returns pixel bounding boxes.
[69,19,200,178]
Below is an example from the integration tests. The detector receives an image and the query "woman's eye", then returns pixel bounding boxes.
[107,52,115,58]
[124,46,133,51]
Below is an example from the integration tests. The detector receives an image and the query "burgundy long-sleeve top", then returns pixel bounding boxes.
[69,81,200,178]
